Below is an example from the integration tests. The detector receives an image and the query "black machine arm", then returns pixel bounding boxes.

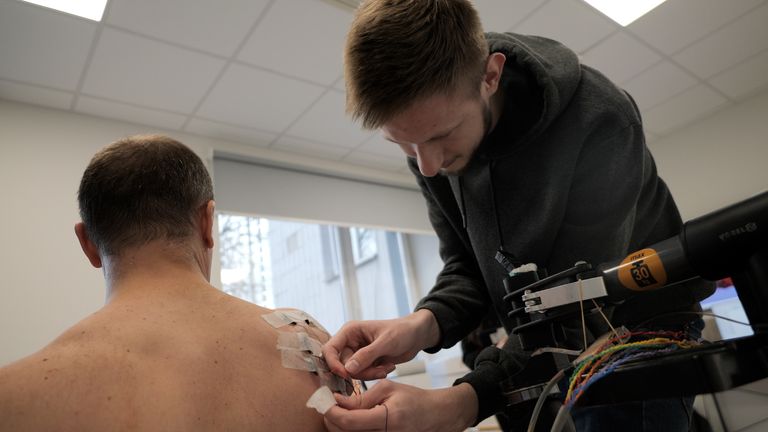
[499,190,768,409]
[598,190,768,329]
[504,191,768,326]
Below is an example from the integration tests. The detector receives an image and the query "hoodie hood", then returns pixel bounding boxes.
[481,33,582,158]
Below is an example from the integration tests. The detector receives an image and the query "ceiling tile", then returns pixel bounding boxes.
[0,79,73,110]
[82,28,224,113]
[709,49,768,100]
[75,96,188,130]
[580,32,661,84]
[272,136,350,160]
[673,3,768,79]
[197,64,326,133]
[186,118,276,148]
[238,0,352,86]
[0,1,97,90]
[286,90,374,148]
[343,150,405,172]
[106,0,270,57]
[356,134,408,159]
[623,61,698,110]
[473,0,545,33]
[513,0,616,53]
[629,0,764,55]
[642,85,729,135]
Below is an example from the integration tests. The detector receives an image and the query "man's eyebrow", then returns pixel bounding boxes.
[384,122,461,145]
[428,127,455,141]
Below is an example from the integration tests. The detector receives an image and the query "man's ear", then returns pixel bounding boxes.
[200,200,215,249]
[482,52,507,96]
[74,223,102,268]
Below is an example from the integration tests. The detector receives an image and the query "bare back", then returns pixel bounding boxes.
[0,286,328,431]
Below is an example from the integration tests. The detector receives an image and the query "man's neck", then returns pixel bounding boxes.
[489,85,507,133]
[102,242,212,304]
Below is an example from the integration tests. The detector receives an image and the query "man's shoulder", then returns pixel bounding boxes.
[573,65,642,128]
[0,343,105,430]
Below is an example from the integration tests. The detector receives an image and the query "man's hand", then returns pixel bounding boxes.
[324,380,478,432]
[322,309,440,380]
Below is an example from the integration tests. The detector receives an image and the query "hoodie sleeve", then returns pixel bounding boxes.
[408,158,493,351]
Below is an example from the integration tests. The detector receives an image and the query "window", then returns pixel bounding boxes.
[350,227,377,264]
[218,213,431,334]
[320,225,341,282]
[218,214,272,308]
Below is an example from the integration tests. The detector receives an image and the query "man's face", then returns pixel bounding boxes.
[381,89,492,177]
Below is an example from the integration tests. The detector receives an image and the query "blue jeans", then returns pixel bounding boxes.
[571,396,695,432]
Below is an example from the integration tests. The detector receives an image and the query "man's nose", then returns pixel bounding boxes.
[415,144,443,177]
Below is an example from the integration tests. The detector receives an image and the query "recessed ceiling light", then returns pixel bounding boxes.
[17,0,108,21]
[582,0,667,26]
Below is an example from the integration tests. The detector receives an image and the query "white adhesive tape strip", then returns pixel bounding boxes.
[306,386,337,415]
[281,349,319,372]
[280,349,330,373]
[283,310,329,334]
[262,310,329,334]
[277,332,324,357]
[262,311,295,328]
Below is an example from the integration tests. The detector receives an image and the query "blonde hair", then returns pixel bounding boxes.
[344,0,488,129]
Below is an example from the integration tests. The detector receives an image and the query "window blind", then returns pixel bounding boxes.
[213,157,433,234]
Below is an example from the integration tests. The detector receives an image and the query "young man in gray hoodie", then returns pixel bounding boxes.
[322,1,712,431]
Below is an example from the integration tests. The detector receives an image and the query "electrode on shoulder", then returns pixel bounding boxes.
[281,349,330,373]
[262,310,329,333]
[277,331,324,356]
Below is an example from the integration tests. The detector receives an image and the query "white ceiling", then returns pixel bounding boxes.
[1,0,767,177]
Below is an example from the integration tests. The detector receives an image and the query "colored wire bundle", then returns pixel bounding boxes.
[564,332,695,409]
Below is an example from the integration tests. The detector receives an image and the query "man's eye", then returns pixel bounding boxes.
[401,143,416,154]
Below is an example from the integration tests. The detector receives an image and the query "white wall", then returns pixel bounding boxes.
[404,233,442,299]
[648,88,768,220]
[0,100,421,365]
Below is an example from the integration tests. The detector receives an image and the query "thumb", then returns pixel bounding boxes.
[344,338,387,376]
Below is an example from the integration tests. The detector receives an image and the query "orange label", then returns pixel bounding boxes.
[617,248,668,291]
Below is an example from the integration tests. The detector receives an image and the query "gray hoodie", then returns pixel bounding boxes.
[410,32,713,423]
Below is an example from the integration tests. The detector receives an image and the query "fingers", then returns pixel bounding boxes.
[336,379,393,410]
[324,404,389,431]
[346,363,396,381]
[344,340,389,376]
[324,324,391,379]
[323,321,383,378]
[340,347,355,365]
[323,344,348,378]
